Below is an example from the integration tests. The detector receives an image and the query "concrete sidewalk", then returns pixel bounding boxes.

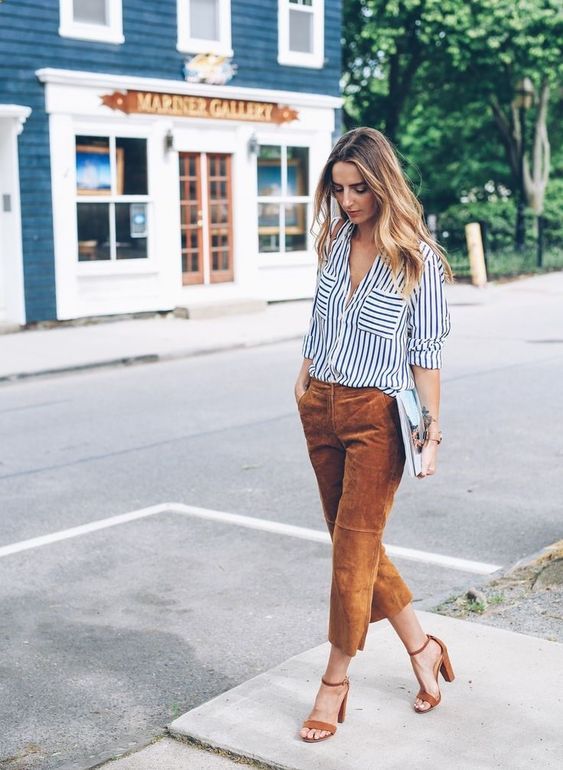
[101,610,562,770]
[0,274,550,383]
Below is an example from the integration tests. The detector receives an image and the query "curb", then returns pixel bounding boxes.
[0,335,303,384]
[501,539,563,575]
[0,354,160,383]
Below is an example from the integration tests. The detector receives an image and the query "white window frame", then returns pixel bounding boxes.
[74,134,153,267]
[257,142,312,260]
[59,0,124,44]
[177,0,233,57]
[278,0,324,69]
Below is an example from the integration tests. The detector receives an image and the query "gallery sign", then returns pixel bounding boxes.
[101,90,299,125]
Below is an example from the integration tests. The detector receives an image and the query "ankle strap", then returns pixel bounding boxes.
[321,675,349,687]
[408,635,430,657]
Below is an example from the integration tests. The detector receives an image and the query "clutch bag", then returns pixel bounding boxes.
[395,387,424,478]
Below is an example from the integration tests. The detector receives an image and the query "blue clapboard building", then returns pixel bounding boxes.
[0,0,342,325]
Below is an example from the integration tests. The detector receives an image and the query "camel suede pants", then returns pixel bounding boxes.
[298,377,413,657]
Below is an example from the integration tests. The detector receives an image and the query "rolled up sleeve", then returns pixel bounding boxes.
[407,244,451,369]
[302,312,318,359]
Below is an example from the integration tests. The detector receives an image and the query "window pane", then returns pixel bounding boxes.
[190,0,219,41]
[285,203,308,251]
[289,8,313,53]
[77,203,110,261]
[73,0,108,25]
[116,203,148,259]
[76,136,111,196]
[116,138,148,195]
[287,147,309,196]
[258,203,280,252]
[257,146,282,196]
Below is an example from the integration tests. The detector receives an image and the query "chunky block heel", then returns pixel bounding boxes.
[408,634,455,713]
[301,675,350,742]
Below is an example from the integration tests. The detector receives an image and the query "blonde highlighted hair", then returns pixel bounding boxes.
[313,127,453,296]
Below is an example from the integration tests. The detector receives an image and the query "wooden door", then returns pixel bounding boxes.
[179,153,204,285]
[207,153,233,283]
[179,152,233,286]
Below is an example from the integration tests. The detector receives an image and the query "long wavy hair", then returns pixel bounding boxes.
[313,127,453,296]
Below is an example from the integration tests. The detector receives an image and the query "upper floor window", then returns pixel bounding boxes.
[177,0,233,56]
[59,0,124,44]
[278,0,324,68]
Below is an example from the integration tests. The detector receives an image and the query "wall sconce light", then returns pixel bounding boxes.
[165,129,175,152]
[247,132,258,156]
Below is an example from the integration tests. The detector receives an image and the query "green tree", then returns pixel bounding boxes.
[342,0,563,249]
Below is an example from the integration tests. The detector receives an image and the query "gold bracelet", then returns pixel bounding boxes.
[425,431,443,445]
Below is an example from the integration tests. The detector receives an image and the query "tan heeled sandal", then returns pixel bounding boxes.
[408,634,455,713]
[301,675,350,743]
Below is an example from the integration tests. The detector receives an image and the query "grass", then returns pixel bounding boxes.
[466,599,487,614]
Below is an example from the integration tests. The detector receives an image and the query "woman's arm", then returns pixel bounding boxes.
[407,245,451,478]
[412,365,442,478]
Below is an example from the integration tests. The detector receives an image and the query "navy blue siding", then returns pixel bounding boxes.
[0,1,341,321]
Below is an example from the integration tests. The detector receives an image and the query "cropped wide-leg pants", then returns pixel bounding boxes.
[298,377,413,657]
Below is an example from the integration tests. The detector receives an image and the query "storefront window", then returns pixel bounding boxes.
[257,144,310,254]
[77,203,110,261]
[75,135,149,262]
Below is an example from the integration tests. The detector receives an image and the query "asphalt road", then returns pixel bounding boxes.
[1,293,562,769]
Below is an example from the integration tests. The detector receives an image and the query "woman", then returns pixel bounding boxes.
[295,127,455,743]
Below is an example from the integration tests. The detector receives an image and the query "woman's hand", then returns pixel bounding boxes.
[294,376,310,405]
[295,359,312,405]
[417,440,439,478]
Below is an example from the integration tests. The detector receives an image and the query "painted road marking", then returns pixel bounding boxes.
[0,502,502,575]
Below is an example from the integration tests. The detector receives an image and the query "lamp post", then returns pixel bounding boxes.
[512,77,534,252]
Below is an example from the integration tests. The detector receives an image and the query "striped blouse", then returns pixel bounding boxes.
[302,219,451,396]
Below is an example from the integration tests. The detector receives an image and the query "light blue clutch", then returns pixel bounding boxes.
[395,387,424,478]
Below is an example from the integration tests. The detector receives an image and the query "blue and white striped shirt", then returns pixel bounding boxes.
[302,219,451,396]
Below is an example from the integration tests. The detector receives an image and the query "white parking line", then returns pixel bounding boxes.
[0,502,502,575]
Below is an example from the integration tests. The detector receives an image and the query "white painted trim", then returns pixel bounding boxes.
[0,105,32,133]
[0,501,503,576]
[177,0,233,56]
[59,0,124,44]
[200,153,211,284]
[278,0,325,69]
[0,106,30,325]
[36,68,343,110]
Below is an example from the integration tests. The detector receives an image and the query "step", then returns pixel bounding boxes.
[174,299,268,320]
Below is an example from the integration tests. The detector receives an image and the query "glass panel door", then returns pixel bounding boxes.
[179,151,233,285]
[179,153,204,285]
[207,153,233,283]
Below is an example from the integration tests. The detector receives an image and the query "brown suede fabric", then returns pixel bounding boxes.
[298,377,413,657]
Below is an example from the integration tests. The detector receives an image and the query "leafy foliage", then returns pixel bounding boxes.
[342,0,563,240]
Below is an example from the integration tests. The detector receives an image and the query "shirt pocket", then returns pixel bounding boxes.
[357,288,405,339]
[314,268,338,318]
